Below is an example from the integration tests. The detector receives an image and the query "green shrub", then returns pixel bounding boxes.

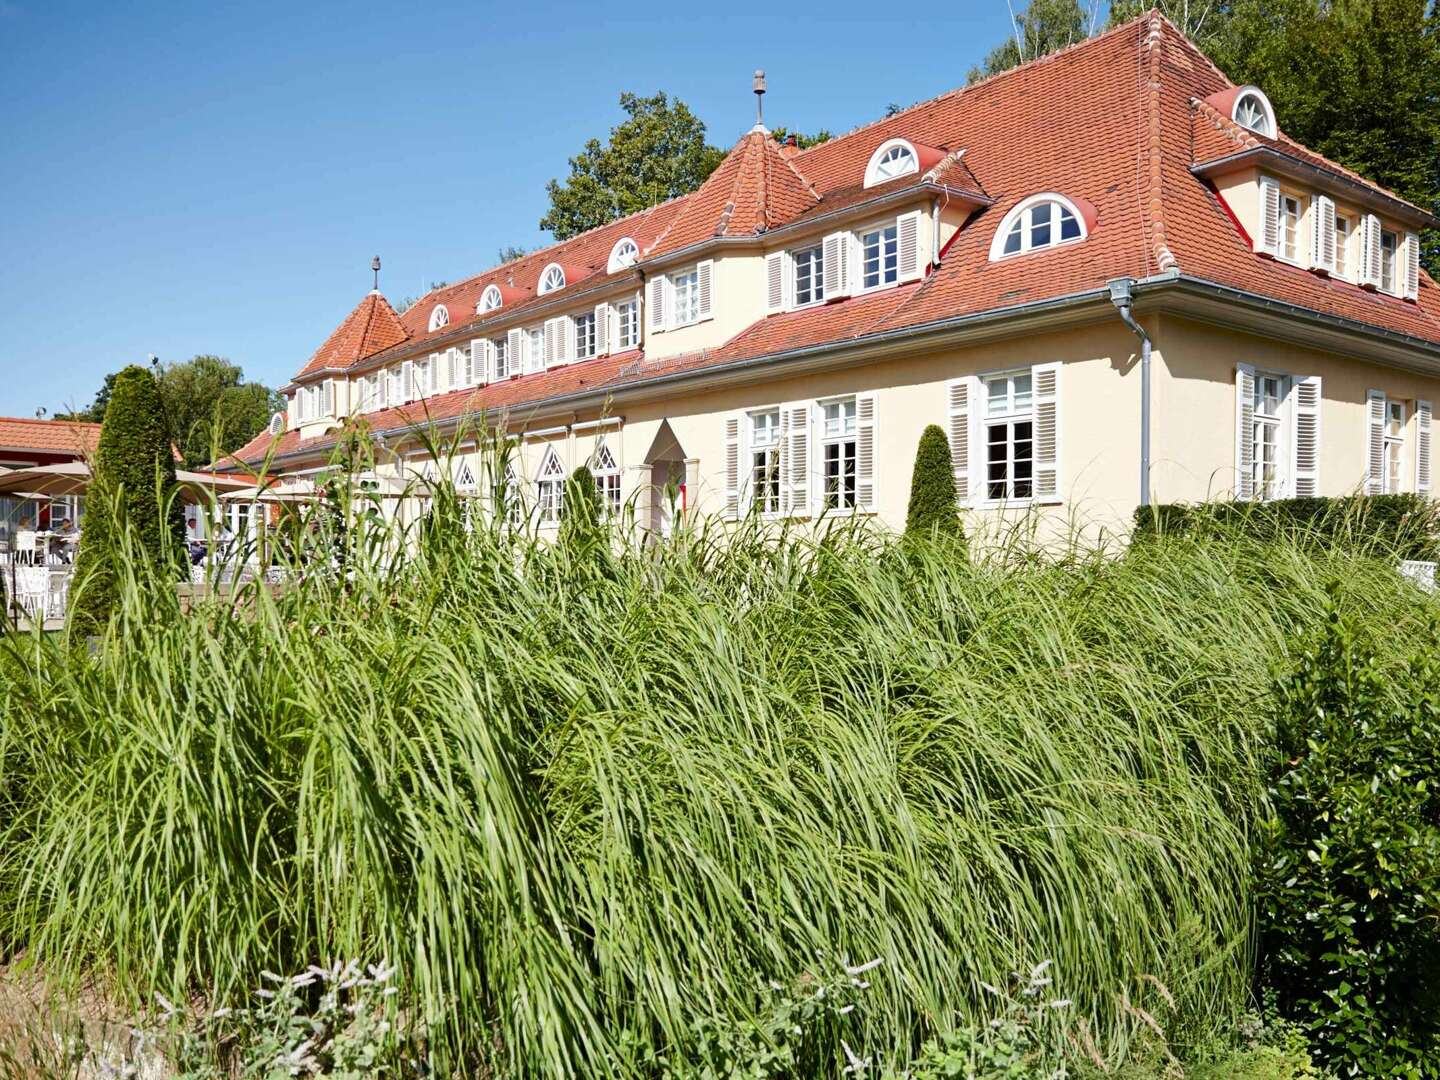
[905,423,964,541]
[70,364,184,632]
[1256,592,1440,1075]
[1133,494,1440,561]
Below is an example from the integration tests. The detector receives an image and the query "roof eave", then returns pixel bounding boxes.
[1191,148,1438,229]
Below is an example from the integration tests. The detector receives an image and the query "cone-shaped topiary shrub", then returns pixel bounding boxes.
[905,423,964,542]
[71,364,184,633]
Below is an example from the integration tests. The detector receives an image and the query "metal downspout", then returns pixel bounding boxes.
[1108,278,1153,508]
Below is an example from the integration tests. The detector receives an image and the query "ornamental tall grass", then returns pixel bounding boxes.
[0,456,1434,1075]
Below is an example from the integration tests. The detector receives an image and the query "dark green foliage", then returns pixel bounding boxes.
[1256,594,1440,1074]
[905,424,965,542]
[157,354,284,468]
[540,92,727,240]
[968,0,1095,82]
[1133,494,1440,561]
[767,126,833,149]
[70,365,185,632]
[559,465,606,555]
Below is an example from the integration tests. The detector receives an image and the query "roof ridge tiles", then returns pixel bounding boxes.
[1144,11,1179,275]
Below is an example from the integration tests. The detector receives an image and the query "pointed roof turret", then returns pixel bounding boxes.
[294,291,409,380]
[646,130,820,258]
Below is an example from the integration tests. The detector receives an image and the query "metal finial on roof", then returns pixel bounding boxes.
[371,256,381,294]
[752,70,767,133]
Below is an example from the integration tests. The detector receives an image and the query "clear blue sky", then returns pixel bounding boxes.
[0,0,1029,418]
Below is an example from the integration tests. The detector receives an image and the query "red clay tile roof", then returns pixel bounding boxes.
[242,11,1440,468]
[0,417,101,456]
[295,292,408,380]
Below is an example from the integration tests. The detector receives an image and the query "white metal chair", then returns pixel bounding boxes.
[14,531,38,566]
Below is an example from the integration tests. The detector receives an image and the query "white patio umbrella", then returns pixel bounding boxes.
[0,462,254,499]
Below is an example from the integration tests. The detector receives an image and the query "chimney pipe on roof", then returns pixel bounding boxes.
[371,255,381,294]
[752,70,767,133]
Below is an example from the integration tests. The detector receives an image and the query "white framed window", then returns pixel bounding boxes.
[479,285,503,313]
[793,245,824,306]
[672,268,700,326]
[748,408,782,515]
[860,225,898,290]
[386,366,402,407]
[863,138,919,187]
[428,305,449,332]
[821,397,858,510]
[536,448,565,525]
[1381,229,1399,294]
[591,440,621,515]
[1279,193,1304,264]
[538,264,566,294]
[616,298,639,349]
[1251,371,1289,500]
[1334,213,1352,279]
[1232,86,1276,137]
[992,194,1085,260]
[573,312,596,359]
[414,356,431,398]
[501,462,524,528]
[527,327,545,372]
[607,237,639,272]
[1385,399,1406,493]
[492,337,510,379]
[983,371,1035,501]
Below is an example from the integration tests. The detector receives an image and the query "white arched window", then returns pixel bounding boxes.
[478,285,503,313]
[1232,86,1275,138]
[989,194,1087,260]
[864,138,919,188]
[428,305,450,331]
[536,447,566,523]
[538,264,567,294]
[591,439,621,515]
[269,411,284,435]
[608,238,639,273]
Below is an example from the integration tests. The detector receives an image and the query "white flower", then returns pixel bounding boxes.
[841,1040,870,1075]
[153,992,177,1016]
[844,957,884,976]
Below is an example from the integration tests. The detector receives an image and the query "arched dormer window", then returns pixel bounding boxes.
[1232,86,1275,138]
[478,284,503,313]
[607,238,639,273]
[864,138,919,188]
[269,411,284,436]
[538,264,567,294]
[428,305,450,331]
[988,193,1087,260]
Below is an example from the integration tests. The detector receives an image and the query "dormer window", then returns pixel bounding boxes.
[864,138,919,188]
[608,238,639,273]
[538,264,566,294]
[1232,86,1276,138]
[989,194,1087,260]
[478,285,503,313]
[269,411,284,436]
[428,305,450,332]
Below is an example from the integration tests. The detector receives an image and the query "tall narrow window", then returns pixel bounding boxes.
[536,450,565,525]
[1385,399,1406,493]
[861,226,898,289]
[491,337,509,379]
[1381,230,1399,293]
[749,409,782,514]
[528,327,545,372]
[1251,372,1288,500]
[573,312,596,359]
[591,440,621,515]
[793,245,825,306]
[1280,194,1303,263]
[501,463,523,528]
[984,372,1034,500]
[1334,213,1351,279]
[616,299,639,349]
[672,269,700,325]
[822,398,858,510]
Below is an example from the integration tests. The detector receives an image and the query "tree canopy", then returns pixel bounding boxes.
[967,0,1100,82]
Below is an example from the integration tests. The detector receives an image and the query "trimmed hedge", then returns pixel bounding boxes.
[905,423,965,541]
[1133,494,1440,562]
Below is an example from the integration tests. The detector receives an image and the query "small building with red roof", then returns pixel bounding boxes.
[220,12,1440,536]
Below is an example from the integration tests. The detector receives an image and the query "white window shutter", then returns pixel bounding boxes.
[697,260,714,320]
[1416,399,1432,494]
[402,360,415,402]
[321,379,334,416]
[822,232,852,299]
[1365,389,1386,494]
[648,274,667,332]
[1404,231,1422,301]
[784,402,811,517]
[897,211,923,282]
[506,329,523,376]
[1291,374,1321,497]
[723,414,740,520]
[1257,176,1281,255]
[1361,214,1383,287]
[765,251,786,312]
[1032,363,1060,501]
[1235,364,1256,499]
[286,392,297,427]
[594,303,610,356]
[1310,195,1336,274]
[856,392,878,511]
[947,378,971,503]
[465,340,478,385]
